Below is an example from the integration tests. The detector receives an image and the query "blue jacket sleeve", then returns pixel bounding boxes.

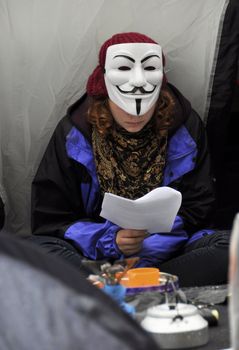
[65,220,122,260]
[136,215,188,267]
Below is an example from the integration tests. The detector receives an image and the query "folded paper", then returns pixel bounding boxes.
[100,187,182,233]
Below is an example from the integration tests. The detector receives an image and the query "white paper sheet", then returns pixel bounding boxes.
[100,187,182,233]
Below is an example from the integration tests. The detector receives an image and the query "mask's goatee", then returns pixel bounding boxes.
[136,99,141,115]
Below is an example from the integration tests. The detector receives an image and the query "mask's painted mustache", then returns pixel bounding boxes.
[116,85,156,94]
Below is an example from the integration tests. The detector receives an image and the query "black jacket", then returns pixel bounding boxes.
[32,84,215,265]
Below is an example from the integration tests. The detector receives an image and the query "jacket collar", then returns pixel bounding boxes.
[68,93,93,143]
[67,82,192,141]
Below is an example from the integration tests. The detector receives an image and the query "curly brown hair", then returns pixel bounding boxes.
[87,88,175,135]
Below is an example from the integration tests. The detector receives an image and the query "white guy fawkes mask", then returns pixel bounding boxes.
[104,43,163,116]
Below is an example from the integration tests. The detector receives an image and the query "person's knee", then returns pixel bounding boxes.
[209,230,231,248]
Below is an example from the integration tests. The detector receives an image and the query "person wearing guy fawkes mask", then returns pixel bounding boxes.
[31,32,230,287]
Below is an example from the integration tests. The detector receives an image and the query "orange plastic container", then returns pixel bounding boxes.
[120,267,160,288]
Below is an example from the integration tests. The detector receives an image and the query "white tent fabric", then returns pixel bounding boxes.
[0,0,228,234]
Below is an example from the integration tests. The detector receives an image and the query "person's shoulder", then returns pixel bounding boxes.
[53,93,91,140]
[167,83,192,134]
[68,93,92,141]
[167,83,205,133]
[184,108,206,135]
[51,115,73,144]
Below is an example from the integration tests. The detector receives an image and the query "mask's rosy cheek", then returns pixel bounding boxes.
[106,70,130,86]
[145,71,163,86]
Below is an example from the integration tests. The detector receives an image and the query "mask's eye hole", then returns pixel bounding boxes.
[144,66,156,71]
[118,66,131,71]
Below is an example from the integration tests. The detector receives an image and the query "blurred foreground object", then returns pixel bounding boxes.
[0,234,160,350]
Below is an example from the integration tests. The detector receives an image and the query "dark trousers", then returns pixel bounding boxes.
[160,230,230,287]
[28,235,92,276]
[29,230,230,287]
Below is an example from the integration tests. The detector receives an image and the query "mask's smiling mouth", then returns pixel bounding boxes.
[116,85,156,95]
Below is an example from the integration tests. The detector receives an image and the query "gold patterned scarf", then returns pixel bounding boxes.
[92,118,168,199]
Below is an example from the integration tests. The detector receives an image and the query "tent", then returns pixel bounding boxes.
[0,0,239,235]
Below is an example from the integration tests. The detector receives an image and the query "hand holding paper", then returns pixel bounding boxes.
[100,187,182,233]
[116,228,147,256]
